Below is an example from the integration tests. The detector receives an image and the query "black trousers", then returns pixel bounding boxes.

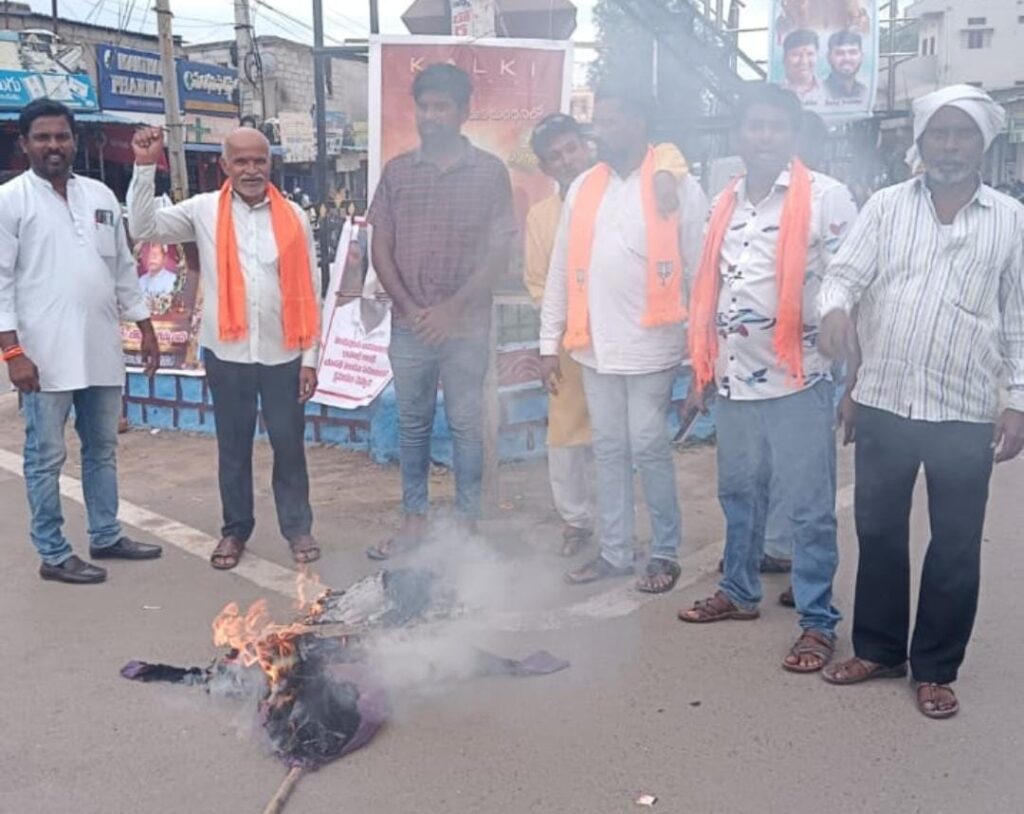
[852,406,993,684]
[204,350,313,542]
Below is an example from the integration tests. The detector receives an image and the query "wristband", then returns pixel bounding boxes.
[2,345,24,362]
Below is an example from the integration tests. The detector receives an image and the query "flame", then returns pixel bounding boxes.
[209,569,331,696]
[294,567,327,615]
[211,599,307,690]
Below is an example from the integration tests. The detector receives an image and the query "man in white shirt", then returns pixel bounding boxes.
[539,87,708,593]
[677,85,858,675]
[818,85,1024,718]
[128,126,322,571]
[0,99,162,584]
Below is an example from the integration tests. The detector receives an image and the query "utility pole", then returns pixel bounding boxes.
[369,0,380,35]
[156,0,189,201]
[312,0,331,289]
[234,0,260,119]
[51,0,58,36]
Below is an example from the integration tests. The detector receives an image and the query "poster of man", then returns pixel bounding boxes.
[770,0,877,121]
[121,240,202,371]
[136,242,181,303]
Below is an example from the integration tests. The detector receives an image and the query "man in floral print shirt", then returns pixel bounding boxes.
[678,85,858,675]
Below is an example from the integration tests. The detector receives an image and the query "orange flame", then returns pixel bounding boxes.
[294,567,327,614]
[211,599,307,690]
[210,569,331,694]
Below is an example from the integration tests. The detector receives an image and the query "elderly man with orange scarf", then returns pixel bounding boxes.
[677,85,858,674]
[539,88,708,593]
[128,127,322,570]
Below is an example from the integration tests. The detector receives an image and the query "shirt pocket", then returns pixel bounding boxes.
[945,243,1001,317]
[93,222,117,258]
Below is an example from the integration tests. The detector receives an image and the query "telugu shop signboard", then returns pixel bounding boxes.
[96,45,238,117]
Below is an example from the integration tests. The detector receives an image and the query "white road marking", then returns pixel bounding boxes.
[0,442,854,631]
[0,447,299,597]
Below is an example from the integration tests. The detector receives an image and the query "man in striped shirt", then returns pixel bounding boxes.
[817,85,1024,719]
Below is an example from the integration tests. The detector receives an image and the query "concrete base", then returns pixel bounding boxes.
[122,366,717,465]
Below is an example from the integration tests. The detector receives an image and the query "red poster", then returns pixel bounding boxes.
[373,37,571,237]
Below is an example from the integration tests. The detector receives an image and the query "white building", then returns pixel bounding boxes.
[896,0,1024,98]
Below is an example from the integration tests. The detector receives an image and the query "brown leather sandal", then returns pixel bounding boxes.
[822,657,908,685]
[678,590,759,623]
[916,683,959,719]
[211,535,245,570]
[782,630,835,673]
[288,534,321,564]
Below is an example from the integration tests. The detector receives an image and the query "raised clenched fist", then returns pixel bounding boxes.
[131,126,165,166]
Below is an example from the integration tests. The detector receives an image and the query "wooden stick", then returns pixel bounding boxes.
[262,766,305,814]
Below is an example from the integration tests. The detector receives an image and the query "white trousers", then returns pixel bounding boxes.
[547,444,595,530]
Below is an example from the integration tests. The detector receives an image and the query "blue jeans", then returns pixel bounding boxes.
[716,381,841,634]
[581,366,682,570]
[389,327,489,519]
[22,387,124,565]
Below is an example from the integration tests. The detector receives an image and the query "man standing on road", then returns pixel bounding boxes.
[818,85,1024,718]
[525,113,690,558]
[128,126,322,570]
[539,87,708,594]
[364,63,516,560]
[678,85,858,675]
[0,99,163,584]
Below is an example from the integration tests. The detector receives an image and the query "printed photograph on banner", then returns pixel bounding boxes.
[768,0,878,122]
[121,241,203,372]
[371,37,572,245]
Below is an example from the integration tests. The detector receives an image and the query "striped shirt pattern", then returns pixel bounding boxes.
[817,177,1024,423]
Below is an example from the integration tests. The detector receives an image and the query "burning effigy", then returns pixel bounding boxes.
[121,567,568,812]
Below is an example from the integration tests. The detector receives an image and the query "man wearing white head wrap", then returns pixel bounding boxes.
[815,85,1024,720]
[905,84,1007,174]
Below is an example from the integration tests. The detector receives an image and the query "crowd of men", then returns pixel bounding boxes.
[1,62,1022,723]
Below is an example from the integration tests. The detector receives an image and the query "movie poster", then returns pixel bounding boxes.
[366,35,572,294]
[121,241,203,372]
[768,0,879,122]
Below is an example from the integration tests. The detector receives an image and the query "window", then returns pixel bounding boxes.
[1019,16,1024,23]
[966,30,986,49]
[967,17,987,25]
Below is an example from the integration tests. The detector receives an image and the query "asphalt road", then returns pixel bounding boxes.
[1,389,1022,814]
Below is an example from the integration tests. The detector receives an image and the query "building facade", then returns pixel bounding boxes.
[184,36,369,206]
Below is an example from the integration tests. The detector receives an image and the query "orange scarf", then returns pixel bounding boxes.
[564,148,686,351]
[688,159,813,391]
[215,181,319,350]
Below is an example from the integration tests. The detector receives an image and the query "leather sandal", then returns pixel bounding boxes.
[678,590,759,623]
[822,657,908,685]
[210,535,245,570]
[916,683,959,719]
[782,630,835,673]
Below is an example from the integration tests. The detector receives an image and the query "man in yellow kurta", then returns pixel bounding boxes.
[525,113,689,556]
